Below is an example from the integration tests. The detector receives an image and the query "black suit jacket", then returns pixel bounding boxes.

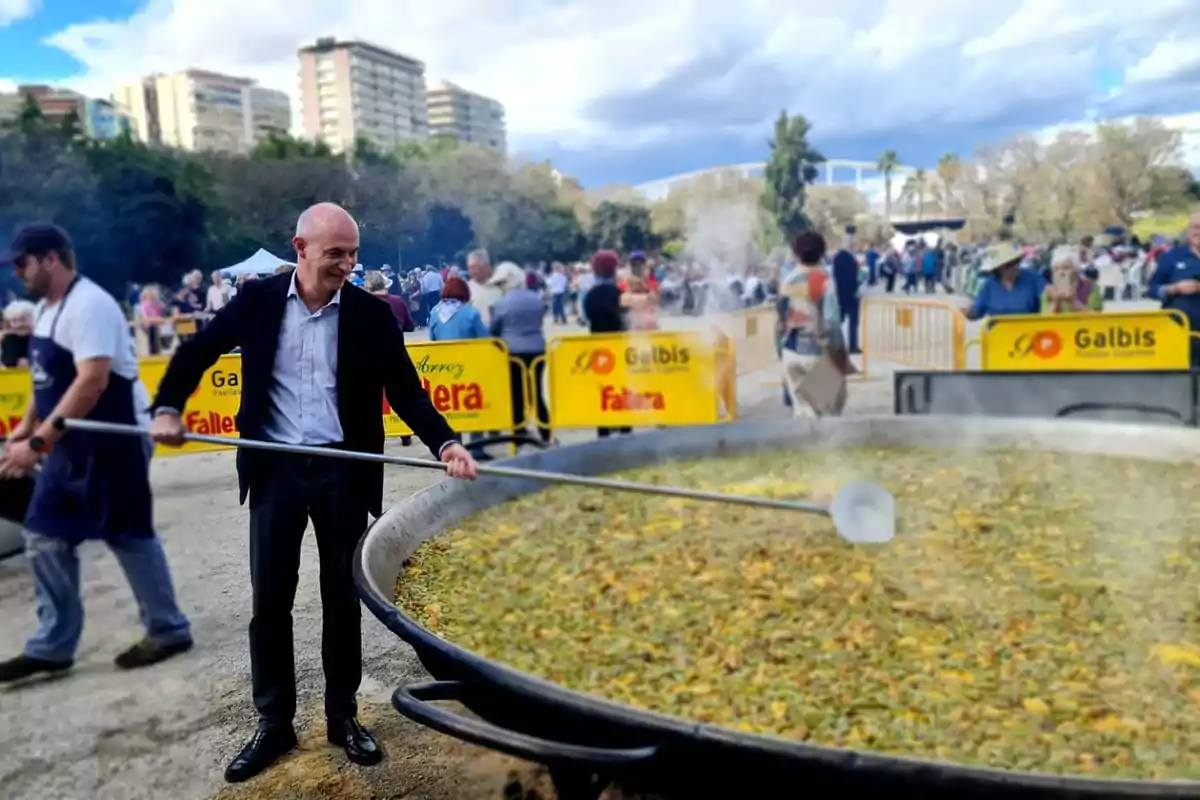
[152,272,457,517]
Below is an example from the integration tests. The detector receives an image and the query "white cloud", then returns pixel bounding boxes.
[24,0,1200,162]
[0,0,37,27]
[1125,36,1200,85]
[1033,113,1200,170]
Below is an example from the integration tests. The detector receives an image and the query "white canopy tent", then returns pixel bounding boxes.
[220,248,292,278]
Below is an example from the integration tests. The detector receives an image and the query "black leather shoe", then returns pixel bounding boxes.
[114,638,193,670]
[327,716,382,766]
[224,724,297,783]
[0,654,72,683]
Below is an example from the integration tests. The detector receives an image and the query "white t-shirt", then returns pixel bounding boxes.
[468,279,503,325]
[206,283,230,311]
[548,272,568,295]
[34,276,151,424]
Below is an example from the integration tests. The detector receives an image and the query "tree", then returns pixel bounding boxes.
[761,110,824,241]
[252,132,335,161]
[1092,118,1182,228]
[1042,131,1093,239]
[0,111,596,295]
[15,93,45,133]
[59,107,84,142]
[899,169,933,220]
[588,201,657,252]
[936,153,962,215]
[804,185,868,243]
[876,150,900,220]
[1145,165,1197,213]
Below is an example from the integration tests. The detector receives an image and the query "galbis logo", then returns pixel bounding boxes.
[572,347,617,376]
[1009,326,1157,360]
[1009,330,1064,360]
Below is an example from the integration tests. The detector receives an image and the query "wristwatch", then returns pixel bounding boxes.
[28,435,49,454]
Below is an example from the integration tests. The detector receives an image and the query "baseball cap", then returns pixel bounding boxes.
[629,250,647,262]
[1,222,74,265]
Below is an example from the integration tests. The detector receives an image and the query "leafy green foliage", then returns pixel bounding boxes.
[588,200,658,253]
[0,120,589,298]
[762,110,825,242]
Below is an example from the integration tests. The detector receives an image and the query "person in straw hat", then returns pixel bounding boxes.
[962,243,1044,321]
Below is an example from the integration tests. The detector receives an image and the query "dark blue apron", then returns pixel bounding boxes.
[24,278,155,542]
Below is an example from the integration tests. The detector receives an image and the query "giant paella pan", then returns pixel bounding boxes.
[355,417,1200,799]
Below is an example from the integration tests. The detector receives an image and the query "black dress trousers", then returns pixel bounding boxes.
[246,448,367,725]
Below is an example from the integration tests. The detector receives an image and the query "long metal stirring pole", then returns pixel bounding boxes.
[56,418,831,516]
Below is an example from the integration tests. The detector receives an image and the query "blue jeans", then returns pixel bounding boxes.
[22,531,192,661]
[551,293,567,324]
[22,437,190,661]
[578,288,590,325]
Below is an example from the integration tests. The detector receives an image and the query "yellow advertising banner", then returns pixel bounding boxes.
[382,338,515,436]
[137,354,243,455]
[0,339,516,457]
[981,310,1191,372]
[545,331,730,428]
[0,370,30,438]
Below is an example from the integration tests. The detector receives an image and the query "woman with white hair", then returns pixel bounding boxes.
[1042,246,1101,314]
[489,262,551,443]
[1,299,35,367]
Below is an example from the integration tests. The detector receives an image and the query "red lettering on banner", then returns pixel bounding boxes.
[600,385,665,411]
[0,415,23,435]
[423,377,482,412]
[382,379,484,416]
[185,410,238,435]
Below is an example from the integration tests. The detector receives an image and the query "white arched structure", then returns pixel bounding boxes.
[633,159,919,202]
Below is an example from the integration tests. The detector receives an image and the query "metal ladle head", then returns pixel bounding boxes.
[829,481,896,544]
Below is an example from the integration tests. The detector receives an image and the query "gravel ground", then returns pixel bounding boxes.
[0,358,895,800]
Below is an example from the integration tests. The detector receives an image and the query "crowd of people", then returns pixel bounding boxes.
[1,215,1198,423]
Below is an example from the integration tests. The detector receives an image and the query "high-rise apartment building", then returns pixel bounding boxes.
[112,80,157,142]
[425,80,506,153]
[247,86,292,140]
[112,69,291,153]
[298,37,428,153]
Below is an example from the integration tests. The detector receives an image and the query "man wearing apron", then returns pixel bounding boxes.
[0,223,193,683]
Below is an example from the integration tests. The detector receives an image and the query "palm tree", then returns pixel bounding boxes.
[900,169,931,220]
[876,150,899,220]
[936,153,962,215]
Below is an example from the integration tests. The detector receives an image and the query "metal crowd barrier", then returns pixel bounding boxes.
[537,330,735,430]
[716,306,778,376]
[129,313,212,356]
[974,310,1190,372]
[861,296,966,376]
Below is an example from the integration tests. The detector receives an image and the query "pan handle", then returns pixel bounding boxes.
[1055,402,1184,423]
[393,680,659,767]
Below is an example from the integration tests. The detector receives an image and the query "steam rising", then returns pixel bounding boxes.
[681,194,759,297]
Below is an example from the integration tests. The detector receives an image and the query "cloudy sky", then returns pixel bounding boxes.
[1,0,1199,187]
